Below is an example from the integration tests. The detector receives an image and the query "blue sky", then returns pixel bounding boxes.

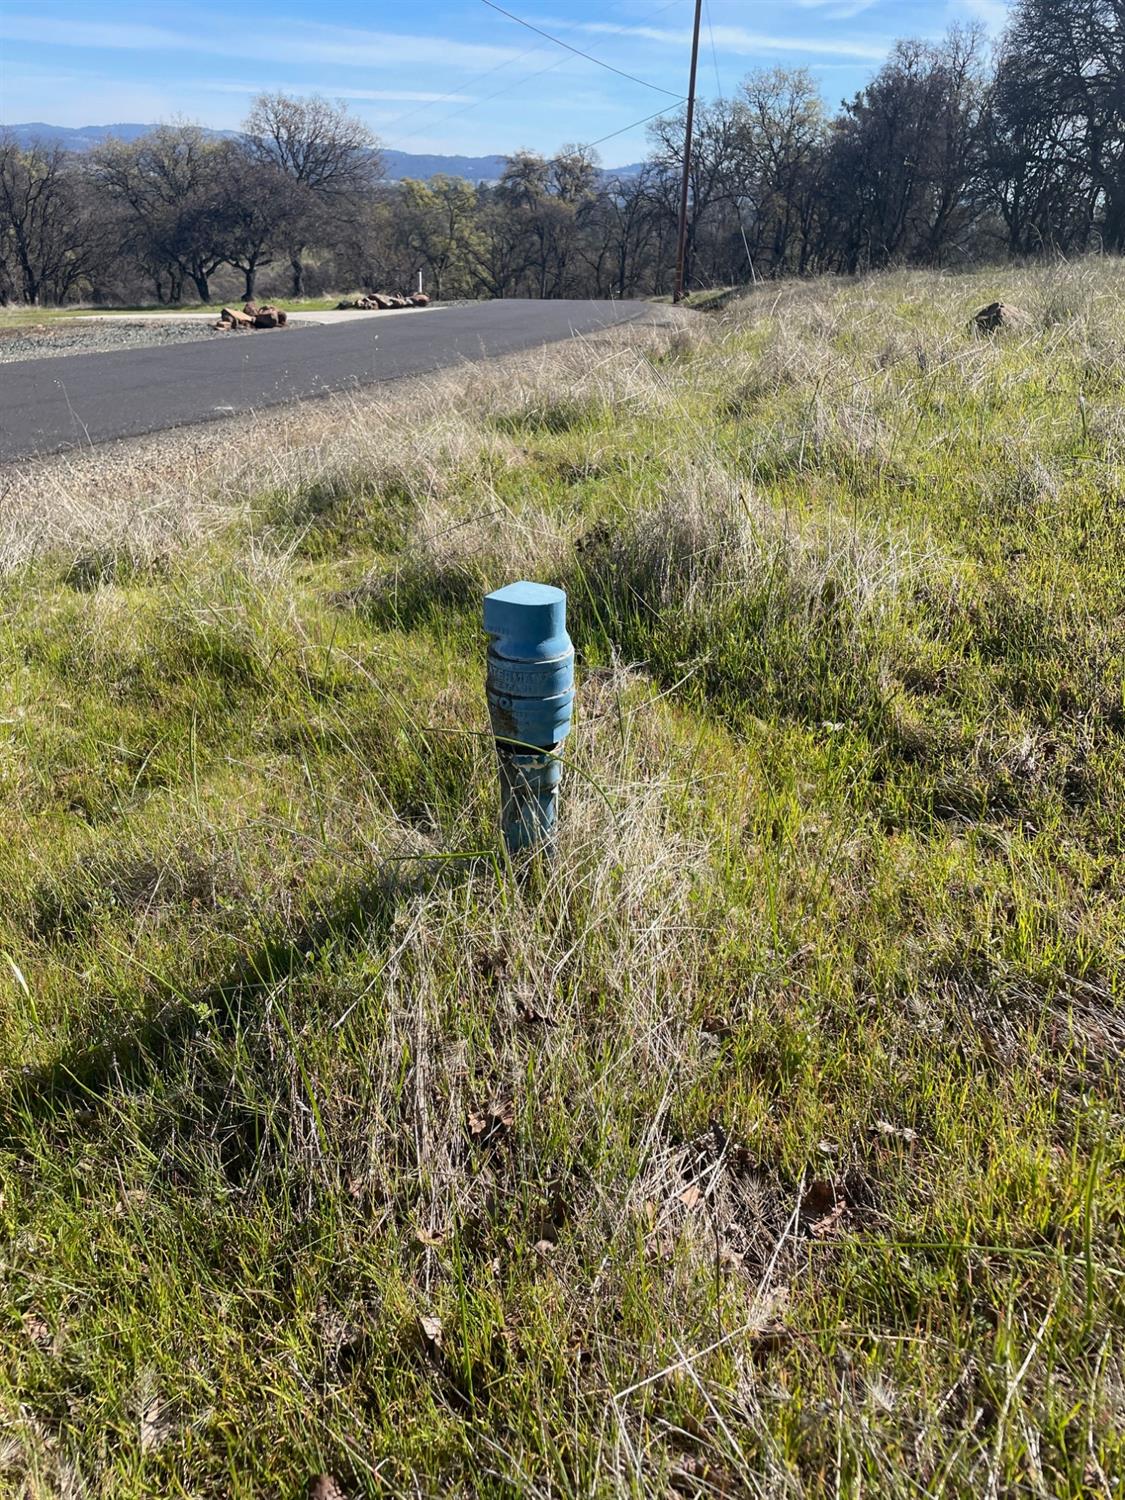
[0,0,1009,163]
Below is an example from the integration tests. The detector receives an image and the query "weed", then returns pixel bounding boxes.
[0,264,1123,1496]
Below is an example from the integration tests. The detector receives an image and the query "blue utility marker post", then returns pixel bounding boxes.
[484,581,575,854]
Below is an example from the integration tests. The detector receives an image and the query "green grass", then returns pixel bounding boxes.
[1,262,1123,1497]
[0,306,163,329]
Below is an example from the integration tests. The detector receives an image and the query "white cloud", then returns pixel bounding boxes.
[951,0,1012,29]
[0,13,527,73]
[0,71,191,127]
[0,16,186,50]
[575,20,889,62]
[793,0,881,16]
[270,23,525,71]
[196,82,476,104]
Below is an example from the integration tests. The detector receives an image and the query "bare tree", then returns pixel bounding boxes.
[5,9,1120,313]
[647,101,741,291]
[92,124,232,302]
[821,31,989,272]
[218,143,297,300]
[242,94,383,295]
[990,0,1125,251]
[0,135,104,304]
[738,69,827,276]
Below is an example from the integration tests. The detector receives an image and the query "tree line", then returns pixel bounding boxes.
[1,0,1120,307]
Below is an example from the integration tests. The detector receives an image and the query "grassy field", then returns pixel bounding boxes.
[0,261,1122,1498]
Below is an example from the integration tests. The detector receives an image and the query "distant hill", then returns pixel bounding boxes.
[3,122,172,152]
[383,149,507,183]
[1,123,642,183]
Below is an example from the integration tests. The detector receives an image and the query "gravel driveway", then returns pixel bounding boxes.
[0,319,297,363]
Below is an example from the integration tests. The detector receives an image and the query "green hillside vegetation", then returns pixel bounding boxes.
[0,261,1122,1497]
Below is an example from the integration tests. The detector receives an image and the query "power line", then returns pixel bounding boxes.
[582,104,684,153]
[705,0,724,100]
[479,0,684,98]
[703,0,757,285]
[383,0,690,159]
[387,52,571,151]
[378,37,550,142]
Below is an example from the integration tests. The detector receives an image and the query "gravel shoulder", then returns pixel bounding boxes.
[0,307,443,364]
[0,300,661,462]
[0,318,256,363]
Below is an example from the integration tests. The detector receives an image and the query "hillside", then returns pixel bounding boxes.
[0,262,1123,1497]
[1,122,643,182]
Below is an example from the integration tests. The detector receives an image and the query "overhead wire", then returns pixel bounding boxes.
[377,37,552,142]
[384,0,693,156]
[384,0,689,157]
[705,0,723,99]
[478,0,685,98]
[387,52,576,150]
[380,0,693,144]
[704,0,757,284]
[582,104,685,153]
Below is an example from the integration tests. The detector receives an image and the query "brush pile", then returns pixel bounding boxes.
[213,301,289,332]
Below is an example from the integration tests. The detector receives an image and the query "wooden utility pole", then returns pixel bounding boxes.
[673,0,703,304]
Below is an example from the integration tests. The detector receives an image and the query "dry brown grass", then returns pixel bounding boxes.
[0,315,687,577]
[1,263,1123,1497]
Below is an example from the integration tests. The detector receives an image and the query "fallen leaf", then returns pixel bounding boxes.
[516,991,555,1026]
[140,1393,176,1452]
[810,1202,849,1239]
[415,1227,446,1248]
[534,1238,557,1257]
[678,1184,704,1211]
[469,1099,515,1142]
[803,1179,839,1218]
[871,1120,918,1143]
[22,1312,52,1351]
[308,1477,348,1500]
[419,1314,444,1349]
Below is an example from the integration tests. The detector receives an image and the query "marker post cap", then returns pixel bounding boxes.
[484,581,571,662]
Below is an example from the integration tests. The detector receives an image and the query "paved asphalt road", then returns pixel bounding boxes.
[0,300,656,463]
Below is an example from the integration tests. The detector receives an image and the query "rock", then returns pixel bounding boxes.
[220,306,254,328]
[411,293,429,306]
[372,294,394,310]
[213,319,232,331]
[307,1478,347,1500]
[337,299,354,310]
[243,301,259,316]
[973,301,1030,335]
[254,305,282,328]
